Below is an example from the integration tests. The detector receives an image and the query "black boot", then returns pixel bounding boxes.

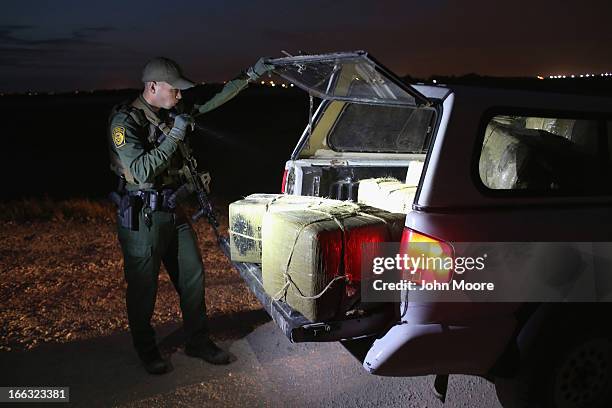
[138,347,170,375]
[185,337,231,365]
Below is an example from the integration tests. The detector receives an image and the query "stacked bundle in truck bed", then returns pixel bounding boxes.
[229,194,328,263]
[479,121,590,190]
[357,178,417,214]
[261,201,405,322]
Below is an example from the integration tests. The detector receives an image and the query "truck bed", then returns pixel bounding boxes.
[219,236,395,342]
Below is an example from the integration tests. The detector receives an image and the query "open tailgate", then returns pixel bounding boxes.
[219,237,394,342]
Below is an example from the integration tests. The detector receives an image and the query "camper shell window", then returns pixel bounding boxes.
[327,104,435,153]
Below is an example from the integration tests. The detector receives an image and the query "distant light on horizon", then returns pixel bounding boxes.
[542,71,611,79]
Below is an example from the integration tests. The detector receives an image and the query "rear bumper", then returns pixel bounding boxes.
[220,237,394,342]
[363,314,517,376]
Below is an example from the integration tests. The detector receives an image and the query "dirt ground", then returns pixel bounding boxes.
[0,200,505,408]
[0,200,263,353]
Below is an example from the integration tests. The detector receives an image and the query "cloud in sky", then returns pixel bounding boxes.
[2,0,612,92]
[0,25,116,68]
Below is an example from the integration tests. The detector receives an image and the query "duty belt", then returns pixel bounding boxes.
[128,189,177,212]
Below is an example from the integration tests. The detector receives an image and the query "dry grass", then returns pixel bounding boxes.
[0,197,260,352]
[0,198,115,223]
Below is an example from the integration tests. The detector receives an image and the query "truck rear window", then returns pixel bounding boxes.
[328,104,435,153]
[479,114,612,194]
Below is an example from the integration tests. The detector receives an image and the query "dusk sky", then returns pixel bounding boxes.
[2,0,612,92]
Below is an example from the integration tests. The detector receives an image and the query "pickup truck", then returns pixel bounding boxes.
[220,51,612,408]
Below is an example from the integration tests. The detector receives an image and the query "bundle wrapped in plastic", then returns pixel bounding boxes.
[262,201,405,322]
[525,117,575,139]
[229,194,328,263]
[357,178,417,214]
[480,122,522,189]
[480,121,586,190]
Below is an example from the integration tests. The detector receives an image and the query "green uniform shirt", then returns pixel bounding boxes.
[108,75,250,191]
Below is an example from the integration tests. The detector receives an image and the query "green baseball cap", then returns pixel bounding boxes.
[141,57,195,90]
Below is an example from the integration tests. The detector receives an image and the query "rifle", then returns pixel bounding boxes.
[168,114,221,242]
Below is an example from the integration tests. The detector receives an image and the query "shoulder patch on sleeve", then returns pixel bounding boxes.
[112,126,126,148]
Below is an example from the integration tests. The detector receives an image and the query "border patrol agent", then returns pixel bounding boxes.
[108,57,272,374]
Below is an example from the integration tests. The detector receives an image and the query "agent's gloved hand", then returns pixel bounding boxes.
[168,113,194,142]
[246,57,274,82]
[199,171,211,194]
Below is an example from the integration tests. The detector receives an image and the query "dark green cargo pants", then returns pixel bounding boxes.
[117,209,208,353]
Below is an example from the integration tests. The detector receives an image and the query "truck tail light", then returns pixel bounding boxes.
[399,227,454,284]
[281,168,288,193]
